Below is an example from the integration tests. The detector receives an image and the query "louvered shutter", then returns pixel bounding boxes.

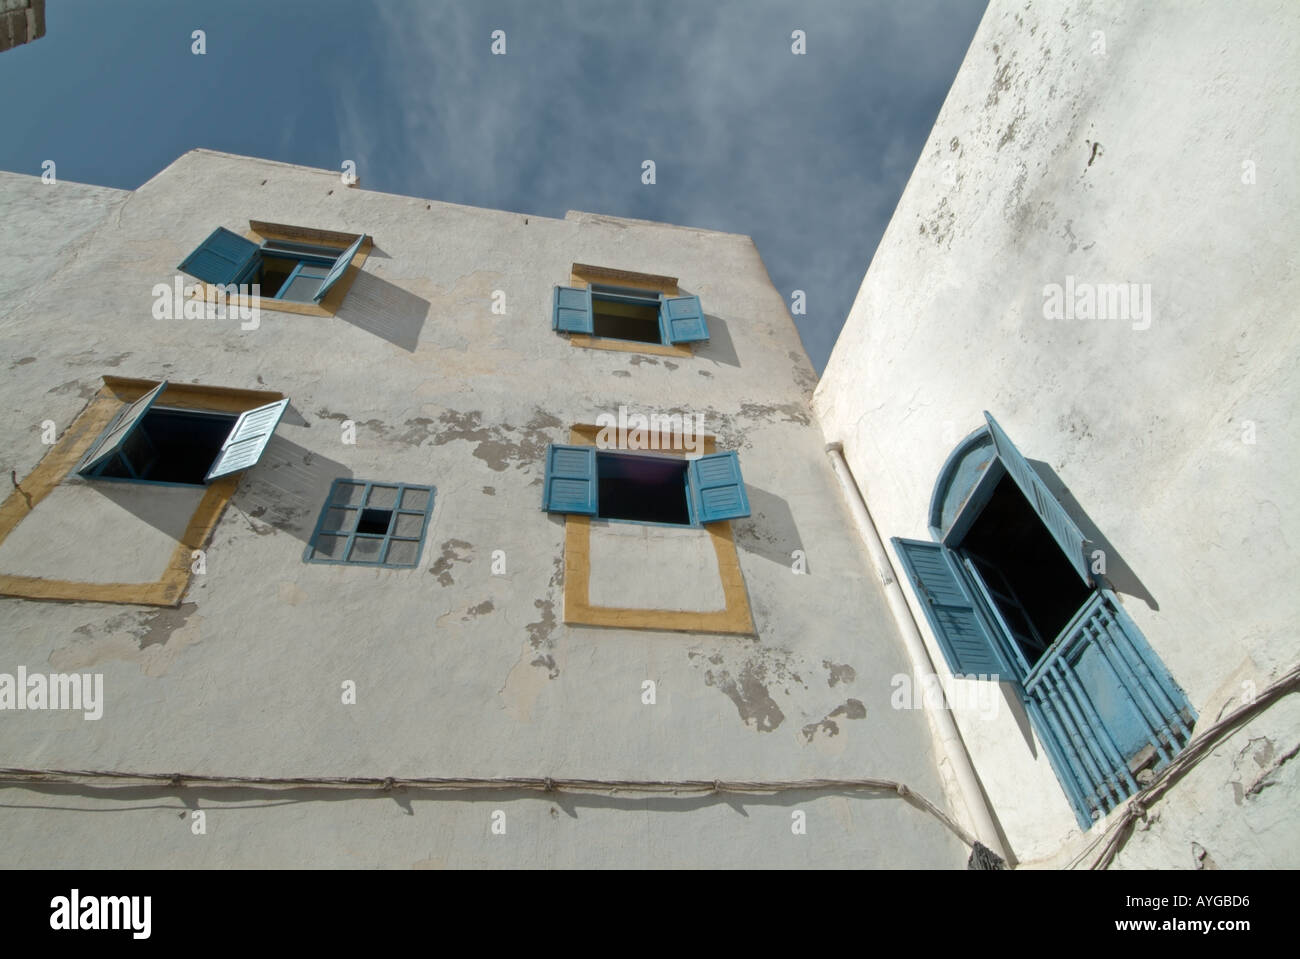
[984,412,1092,584]
[659,294,709,343]
[178,228,260,286]
[312,234,366,303]
[543,444,597,514]
[77,381,168,476]
[204,399,289,481]
[892,537,1008,676]
[552,286,593,334]
[688,451,750,522]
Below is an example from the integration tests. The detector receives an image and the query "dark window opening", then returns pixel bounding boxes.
[357,508,393,535]
[596,452,689,525]
[960,473,1092,668]
[256,255,332,301]
[258,256,297,298]
[591,298,662,344]
[96,408,237,485]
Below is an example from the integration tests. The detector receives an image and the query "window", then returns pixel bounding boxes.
[553,284,710,347]
[75,380,288,487]
[549,425,755,635]
[304,479,434,568]
[542,445,750,526]
[0,377,286,607]
[178,222,369,312]
[892,412,1195,828]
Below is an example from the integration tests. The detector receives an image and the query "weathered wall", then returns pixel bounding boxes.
[0,150,966,867]
[814,0,1300,864]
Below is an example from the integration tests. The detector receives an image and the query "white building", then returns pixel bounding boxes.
[0,147,967,868]
[0,0,1294,869]
[815,0,1299,867]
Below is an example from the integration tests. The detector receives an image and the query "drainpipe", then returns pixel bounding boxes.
[825,441,1009,862]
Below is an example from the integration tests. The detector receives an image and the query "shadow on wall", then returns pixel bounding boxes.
[695,313,740,368]
[1029,458,1159,612]
[1000,681,1038,758]
[336,271,430,353]
[89,481,204,543]
[229,435,352,545]
[733,483,804,572]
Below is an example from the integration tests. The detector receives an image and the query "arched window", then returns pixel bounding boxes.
[893,413,1195,827]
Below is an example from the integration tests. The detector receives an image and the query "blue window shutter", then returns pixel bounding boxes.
[552,286,593,334]
[312,233,366,303]
[1022,590,1196,827]
[77,381,168,476]
[178,228,261,286]
[983,412,1092,585]
[688,451,750,523]
[543,444,597,514]
[205,399,289,481]
[891,537,1008,676]
[659,294,709,343]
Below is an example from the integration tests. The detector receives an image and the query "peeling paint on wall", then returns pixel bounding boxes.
[52,605,202,677]
[429,539,473,586]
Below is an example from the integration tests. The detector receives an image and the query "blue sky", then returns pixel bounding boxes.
[0,0,987,371]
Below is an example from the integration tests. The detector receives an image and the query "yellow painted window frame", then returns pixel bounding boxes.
[561,424,754,635]
[566,263,695,359]
[0,376,285,607]
[189,220,373,318]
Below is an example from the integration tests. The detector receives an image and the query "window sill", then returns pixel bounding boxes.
[567,334,693,358]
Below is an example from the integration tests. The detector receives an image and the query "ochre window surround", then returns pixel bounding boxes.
[186,220,373,318]
[0,376,284,607]
[561,424,754,635]
[566,263,694,359]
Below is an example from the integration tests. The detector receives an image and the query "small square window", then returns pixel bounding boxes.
[305,479,435,568]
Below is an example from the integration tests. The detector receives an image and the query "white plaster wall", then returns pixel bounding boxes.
[0,150,964,867]
[0,482,203,582]
[814,0,1300,864]
[588,523,726,611]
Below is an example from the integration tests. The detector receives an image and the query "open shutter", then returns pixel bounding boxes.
[178,228,261,286]
[543,444,597,514]
[77,381,168,476]
[204,399,289,482]
[688,451,750,523]
[1022,590,1196,828]
[312,233,366,303]
[659,295,709,343]
[984,412,1092,584]
[892,537,1008,676]
[552,286,593,334]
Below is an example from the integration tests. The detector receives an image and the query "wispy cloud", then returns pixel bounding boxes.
[335,0,986,370]
[0,0,984,372]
